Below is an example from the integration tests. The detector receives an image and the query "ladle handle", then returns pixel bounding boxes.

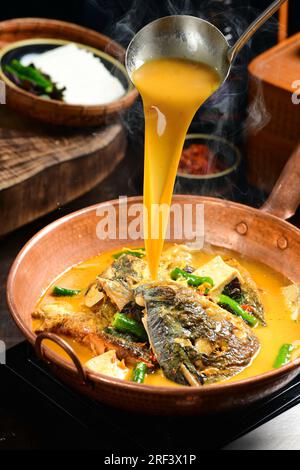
[261,142,300,220]
[228,0,288,63]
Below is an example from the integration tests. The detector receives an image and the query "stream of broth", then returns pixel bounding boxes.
[132,58,220,279]
[34,247,300,387]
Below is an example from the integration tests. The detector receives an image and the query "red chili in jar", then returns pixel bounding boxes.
[179,143,224,176]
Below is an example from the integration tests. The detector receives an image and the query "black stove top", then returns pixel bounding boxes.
[1,341,300,451]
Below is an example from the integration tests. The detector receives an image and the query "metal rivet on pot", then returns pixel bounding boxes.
[277,237,288,250]
[236,222,248,235]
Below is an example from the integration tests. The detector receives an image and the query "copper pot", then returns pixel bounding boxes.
[7,143,300,415]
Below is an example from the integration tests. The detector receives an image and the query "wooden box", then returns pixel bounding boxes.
[247,33,300,193]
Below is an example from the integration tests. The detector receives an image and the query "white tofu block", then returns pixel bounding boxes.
[193,256,244,295]
[86,350,129,380]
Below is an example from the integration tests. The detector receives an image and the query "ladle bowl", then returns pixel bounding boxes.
[126,0,287,86]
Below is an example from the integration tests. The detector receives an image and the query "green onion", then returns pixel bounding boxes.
[218,294,258,327]
[113,248,145,260]
[131,362,147,384]
[4,65,38,86]
[170,268,214,288]
[10,59,53,92]
[273,344,294,369]
[52,286,81,297]
[112,313,148,342]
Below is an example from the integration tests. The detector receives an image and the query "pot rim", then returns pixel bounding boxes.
[7,195,300,396]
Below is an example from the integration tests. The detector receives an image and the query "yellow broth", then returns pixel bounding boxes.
[33,246,300,387]
[132,58,220,279]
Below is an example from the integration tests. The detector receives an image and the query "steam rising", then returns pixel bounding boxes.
[246,75,271,135]
[86,0,278,195]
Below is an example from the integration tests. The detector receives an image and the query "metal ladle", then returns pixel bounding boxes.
[126,0,287,85]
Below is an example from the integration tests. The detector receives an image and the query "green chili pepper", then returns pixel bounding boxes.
[112,313,148,342]
[273,344,294,369]
[131,362,147,384]
[218,294,258,327]
[52,286,81,297]
[113,248,145,260]
[170,267,214,288]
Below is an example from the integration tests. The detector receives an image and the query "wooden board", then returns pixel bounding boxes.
[0,107,126,236]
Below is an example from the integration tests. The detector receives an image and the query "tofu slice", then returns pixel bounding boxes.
[193,256,244,297]
[281,284,300,321]
[86,350,129,380]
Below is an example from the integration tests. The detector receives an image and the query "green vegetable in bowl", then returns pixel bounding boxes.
[273,344,294,369]
[52,286,81,297]
[112,313,148,342]
[4,59,65,101]
[9,59,53,92]
[113,248,145,260]
[218,294,258,327]
[131,362,148,384]
[171,267,214,288]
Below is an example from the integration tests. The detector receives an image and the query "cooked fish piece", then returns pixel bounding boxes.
[33,306,106,337]
[159,244,194,277]
[97,254,149,310]
[33,305,153,367]
[84,332,154,367]
[34,294,116,331]
[135,282,259,386]
[281,284,300,321]
[33,301,74,318]
[96,278,132,312]
[225,258,265,325]
[85,282,105,309]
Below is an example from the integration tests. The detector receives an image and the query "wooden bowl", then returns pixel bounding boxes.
[0,37,138,127]
[7,195,300,415]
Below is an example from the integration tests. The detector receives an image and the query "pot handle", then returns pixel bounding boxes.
[35,332,86,384]
[261,142,300,220]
